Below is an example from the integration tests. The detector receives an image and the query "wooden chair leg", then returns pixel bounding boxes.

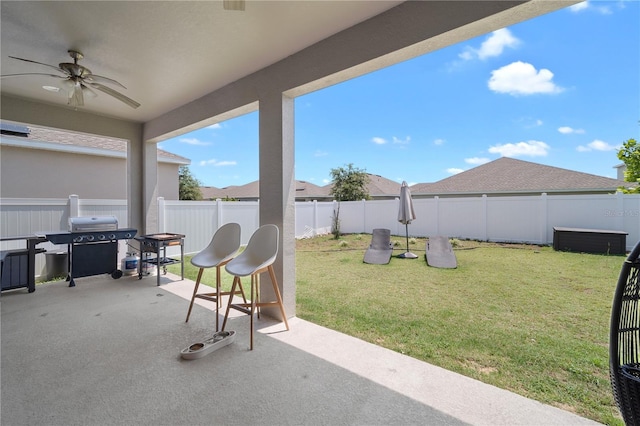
[221,276,240,331]
[185,268,204,322]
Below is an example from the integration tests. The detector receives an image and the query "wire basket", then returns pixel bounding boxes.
[610,241,640,426]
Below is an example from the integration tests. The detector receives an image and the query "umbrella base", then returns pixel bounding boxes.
[397,252,418,259]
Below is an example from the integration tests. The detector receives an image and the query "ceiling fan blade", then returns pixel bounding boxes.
[0,72,67,79]
[85,74,127,89]
[80,82,98,98]
[8,56,67,75]
[223,0,245,11]
[87,82,140,109]
[68,82,84,107]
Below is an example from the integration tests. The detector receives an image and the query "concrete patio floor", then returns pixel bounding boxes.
[1,272,601,425]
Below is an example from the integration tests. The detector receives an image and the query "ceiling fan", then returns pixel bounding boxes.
[1,49,141,109]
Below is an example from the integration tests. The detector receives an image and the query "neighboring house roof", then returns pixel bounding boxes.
[369,174,401,196]
[410,157,631,196]
[201,173,401,201]
[203,158,630,201]
[201,180,331,200]
[0,122,189,165]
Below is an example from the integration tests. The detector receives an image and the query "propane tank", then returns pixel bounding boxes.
[121,252,139,276]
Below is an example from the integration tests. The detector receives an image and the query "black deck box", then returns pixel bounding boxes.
[553,227,628,255]
[1,249,32,291]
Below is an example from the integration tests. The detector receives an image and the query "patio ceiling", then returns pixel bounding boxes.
[0,1,578,130]
[1,1,402,123]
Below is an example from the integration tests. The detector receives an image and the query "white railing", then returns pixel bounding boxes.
[2,192,640,278]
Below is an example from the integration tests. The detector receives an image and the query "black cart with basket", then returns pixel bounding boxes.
[610,240,640,425]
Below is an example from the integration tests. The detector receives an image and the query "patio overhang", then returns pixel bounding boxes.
[1,0,579,318]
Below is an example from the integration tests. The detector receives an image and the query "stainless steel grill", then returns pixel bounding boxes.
[43,216,137,287]
[69,216,118,233]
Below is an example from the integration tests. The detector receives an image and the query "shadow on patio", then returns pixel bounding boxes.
[1,273,599,425]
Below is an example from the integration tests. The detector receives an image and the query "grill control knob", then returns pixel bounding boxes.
[74,236,84,243]
[98,234,106,240]
[109,234,116,240]
[86,235,95,241]
[125,233,132,238]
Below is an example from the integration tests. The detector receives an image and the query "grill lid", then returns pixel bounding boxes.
[69,216,118,232]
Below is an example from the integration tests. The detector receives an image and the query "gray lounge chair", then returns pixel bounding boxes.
[363,229,393,265]
[425,236,457,269]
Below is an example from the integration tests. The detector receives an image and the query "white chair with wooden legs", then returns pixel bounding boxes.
[221,224,289,350]
[185,222,246,331]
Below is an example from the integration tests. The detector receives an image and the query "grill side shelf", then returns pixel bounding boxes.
[134,234,184,286]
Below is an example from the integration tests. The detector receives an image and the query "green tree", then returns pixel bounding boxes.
[178,166,203,200]
[617,138,640,193]
[329,163,370,201]
[329,164,370,238]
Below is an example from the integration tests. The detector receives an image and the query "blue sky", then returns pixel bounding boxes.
[158,1,639,188]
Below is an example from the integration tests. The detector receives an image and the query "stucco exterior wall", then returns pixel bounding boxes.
[158,162,179,200]
[0,145,180,200]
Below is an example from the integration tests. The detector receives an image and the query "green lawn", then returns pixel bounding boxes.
[169,234,624,425]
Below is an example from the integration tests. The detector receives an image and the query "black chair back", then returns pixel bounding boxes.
[610,241,640,425]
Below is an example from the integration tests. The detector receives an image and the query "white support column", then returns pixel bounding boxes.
[258,91,296,318]
[143,142,159,234]
[127,127,155,237]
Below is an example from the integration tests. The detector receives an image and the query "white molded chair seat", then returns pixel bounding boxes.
[185,223,246,331]
[221,224,289,350]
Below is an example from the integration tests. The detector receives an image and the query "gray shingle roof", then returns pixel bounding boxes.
[201,180,331,200]
[201,174,401,200]
[410,157,630,195]
[2,123,189,164]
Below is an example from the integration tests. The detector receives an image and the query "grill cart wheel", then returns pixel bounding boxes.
[111,269,123,279]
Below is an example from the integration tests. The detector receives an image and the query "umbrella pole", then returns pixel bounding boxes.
[398,223,418,259]
[405,223,409,252]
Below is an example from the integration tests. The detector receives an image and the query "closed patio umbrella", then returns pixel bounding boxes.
[397,181,417,259]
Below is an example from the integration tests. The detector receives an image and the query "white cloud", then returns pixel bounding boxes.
[447,168,465,175]
[180,137,211,146]
[372,137,387,145]
[558,126,585,134]
[465,157,490,165]
[207,123,222,129]
[576,139,618,152]
[433,138,445,146]
[392,136,411,145]
[459,28,520,61]
[322,178,331,184]
[199,159,237,166]
[215,161,237,166]
[569,1,613,14]
[569,1,589,12]
[314,150,328,157]
[488,61,564,95]
[488,140,550,157]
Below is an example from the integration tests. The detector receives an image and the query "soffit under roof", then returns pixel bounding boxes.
[0,1,401,123]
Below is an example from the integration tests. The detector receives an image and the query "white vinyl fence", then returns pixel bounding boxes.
[2,192,640,278]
